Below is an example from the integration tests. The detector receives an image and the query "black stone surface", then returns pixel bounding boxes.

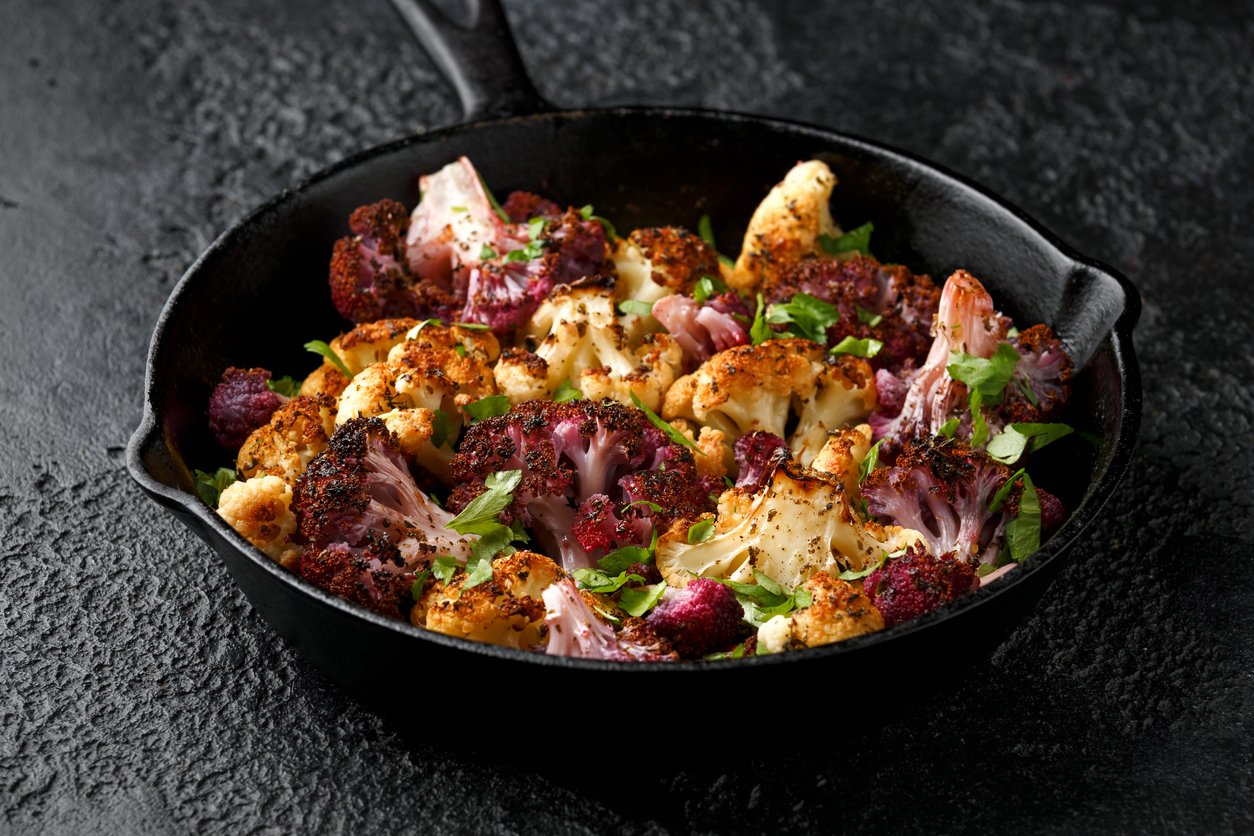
[2,0,1251,832]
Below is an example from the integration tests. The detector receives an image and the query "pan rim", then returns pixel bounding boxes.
[127,105,1141,673]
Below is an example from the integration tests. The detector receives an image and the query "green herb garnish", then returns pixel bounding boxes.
[194,467,236,507]
[431,409,454,449]
[687,519,715,544]
[937,417,960,439]
[618,299,654,318]
[858,439,883,485]
[464,394,511,424]
[304,340,352,378]
[749,293,771,345]
[765,293,840,344]
[629,392,699,452]
[986,422,1075,464]
[829,335,883,358]
[618,581,668,617]
[266,376,301,397]
[552,380,583,403]
[431,555,459,585]
[855,305,884,327]
[692,274,727,304]
[1006,471,1041,561]
[579,204,618,243]
[817,222,874,257]
[479,244,498,260]
[478,173,510,223]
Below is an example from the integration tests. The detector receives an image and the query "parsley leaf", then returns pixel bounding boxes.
[855,305,884,327]
[622,500,664,515]
[266,376,301,397]
[765,293,840,344]
[970,389,990,448]
[453,343,467,358]
[1006,471,1041,561]
[410,570,431,600]
[597,528,658,574]
[527,216,546,240]
[431,555,459,585]
[937,417,960,439]
[829,335,883,358]
[817,222,874,257]
[431,409,454,449]
[446,469,521,536]
[988,467,1027,512]
[552,380,583,403]
[412,318,443,334]
[462,555,496,589]
[692,274,727,304]
[687,519,715,544]
[858,439,883,484]
[477,173,510,223]
[453,322,492,331]
[618,299,654,318]
[464,394,511,424]
[697,213,734,268]
[749,293,772,345]
[629,392,699,452]
[947,343,1021,405]
[194,467,236,507]
[304,340,352,378]
[618,581,668,617]
[479,244,498,260]
[572,568,645,594]
[579,204,618,243]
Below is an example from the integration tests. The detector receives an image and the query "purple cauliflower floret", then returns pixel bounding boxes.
[645,578,744,658]
[456,208,609,336]
[652,291,751,370]
[292,417,474,618]
[733,431,790,489]
[863,543,980,627]
[861,435,1015,566]
[766,253,939,372]
[1002,324,1073,423]
[329,199,453,324]
[501,190,562,223]
[543,579,677,661]
[868,270,1009,460]
[208,366,287,451]
[449,399,711,571]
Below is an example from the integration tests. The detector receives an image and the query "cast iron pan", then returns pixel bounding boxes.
[126,0,1141,705]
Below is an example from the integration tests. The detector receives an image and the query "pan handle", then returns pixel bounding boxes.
[389,0,551,121]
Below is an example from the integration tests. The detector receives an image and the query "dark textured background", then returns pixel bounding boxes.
[3,0,1252,832]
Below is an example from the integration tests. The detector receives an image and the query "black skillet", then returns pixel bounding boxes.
[126,0,1141,705]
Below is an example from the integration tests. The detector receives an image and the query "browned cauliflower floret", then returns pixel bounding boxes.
[809,424,874,500]
[236,393,337,481]
[662,339,875,467]
[413,551,565,649]
[216,474,299,568]
[730,160,841,292]
[335,323,499,480]
[612,227,722,337]
[299,317,421,400]
[493,283,682,410]
[756,571,885,652]
[655,457,922,590]
[791,354,877,466]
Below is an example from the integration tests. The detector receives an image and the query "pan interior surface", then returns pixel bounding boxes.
[134,108,1136,679]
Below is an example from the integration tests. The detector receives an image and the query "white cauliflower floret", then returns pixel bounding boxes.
[236,394,337,482]
[612,227,722,337]
[334,322,499,480]
[299,317,421,401]
[756,571,884,652]
[655,457,922,591]
[493,283,683,411]
[216,475,299,568]
[731,160,841,292]
[810,424,874,500]
[791,354,877,467]
[662,339,875,467]
[413,551,564,649]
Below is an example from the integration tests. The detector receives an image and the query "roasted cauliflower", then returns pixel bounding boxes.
[216,474,299,568]
[756,571,885,652]
[493,283,682,410]
[236,393,337,482]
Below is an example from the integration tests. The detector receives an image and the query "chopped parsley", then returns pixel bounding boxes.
[265,376,301,397]
[194,467,236,507]
[630,392,699,452]
[829,335,883,358]
[765,293,840,344]
[304,339,352,378]
[464,394,511,424]
[552,380,583,403]
[817,222,874,257]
